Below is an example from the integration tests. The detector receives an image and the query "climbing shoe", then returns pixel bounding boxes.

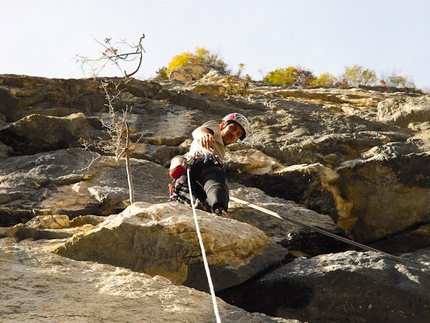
[214,207,228,218]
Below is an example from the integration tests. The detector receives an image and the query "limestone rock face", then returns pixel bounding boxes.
[229,185,349,256]
[337,148,430,244]
[0,74,162,121]
[1,73,430,322]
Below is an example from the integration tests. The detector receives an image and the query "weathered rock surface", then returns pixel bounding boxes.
[1,72,430,322]
[0,148,170,225]
[0,112,100,154]
[337,148,430,244]
[378,94,430,127]
[219,250,430,323]
[169,64,213,83]
[0,245,294,323]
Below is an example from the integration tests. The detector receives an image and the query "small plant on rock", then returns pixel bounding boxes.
[384,72,416,89]
[220,74,251,96]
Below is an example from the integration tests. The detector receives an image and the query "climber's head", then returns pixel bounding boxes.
[220,113,250,145]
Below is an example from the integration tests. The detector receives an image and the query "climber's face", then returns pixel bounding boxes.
[220,122,244,145]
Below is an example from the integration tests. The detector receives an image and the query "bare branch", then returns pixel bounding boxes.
[75,34,145,78]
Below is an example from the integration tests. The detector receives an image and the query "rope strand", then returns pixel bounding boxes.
[230,195,402,260]
[187,168,222,323]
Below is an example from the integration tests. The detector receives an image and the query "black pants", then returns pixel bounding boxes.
[174,161,229,212]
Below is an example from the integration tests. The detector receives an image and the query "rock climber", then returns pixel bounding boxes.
[169,113,251,218]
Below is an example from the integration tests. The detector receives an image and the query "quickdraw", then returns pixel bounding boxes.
[189,152,222,165]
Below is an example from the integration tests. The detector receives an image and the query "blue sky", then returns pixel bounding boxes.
[1,0,429,90]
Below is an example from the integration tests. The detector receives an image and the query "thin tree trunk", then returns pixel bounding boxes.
[125,122,135,204]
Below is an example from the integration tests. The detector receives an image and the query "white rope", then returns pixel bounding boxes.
[230,195,400,259]
[186,168,222,323]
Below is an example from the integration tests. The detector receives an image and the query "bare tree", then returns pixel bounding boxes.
[100,81,135,203]
[77,34,146,204]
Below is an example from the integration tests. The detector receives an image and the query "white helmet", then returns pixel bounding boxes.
[222,113,250,140]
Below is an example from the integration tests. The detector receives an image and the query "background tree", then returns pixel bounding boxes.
[310,72,337,87]
[76,35,145,78]
[262,66,314,87]
[98,82,135,203]
[165,47,230,75]
[262,67,298,86]
[154,67,168,81]
[294,66,316,87]
[236,63,246,78]
[384,72,416,88]
[342,64,378,86]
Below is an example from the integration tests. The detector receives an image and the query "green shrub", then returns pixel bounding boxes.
[385,72,415,88]
[342,64,378,86]
[154,67,168,80]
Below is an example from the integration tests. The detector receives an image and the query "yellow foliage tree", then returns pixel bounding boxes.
[166,47,229,74]
[310,72,337,87]
[166,52,193,74]
[262,67,298,86]
[262,66,315,87]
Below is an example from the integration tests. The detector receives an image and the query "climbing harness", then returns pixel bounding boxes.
[186,167,221,323]
[168,152,222,204]
[169,151,221,182]
[229,195,406,261]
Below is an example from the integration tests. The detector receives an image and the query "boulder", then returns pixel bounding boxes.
[169,64,212,83]
[54,202,288,292]
[337,146,430,244]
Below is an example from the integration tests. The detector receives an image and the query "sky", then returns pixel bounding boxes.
[1,0,429,90]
